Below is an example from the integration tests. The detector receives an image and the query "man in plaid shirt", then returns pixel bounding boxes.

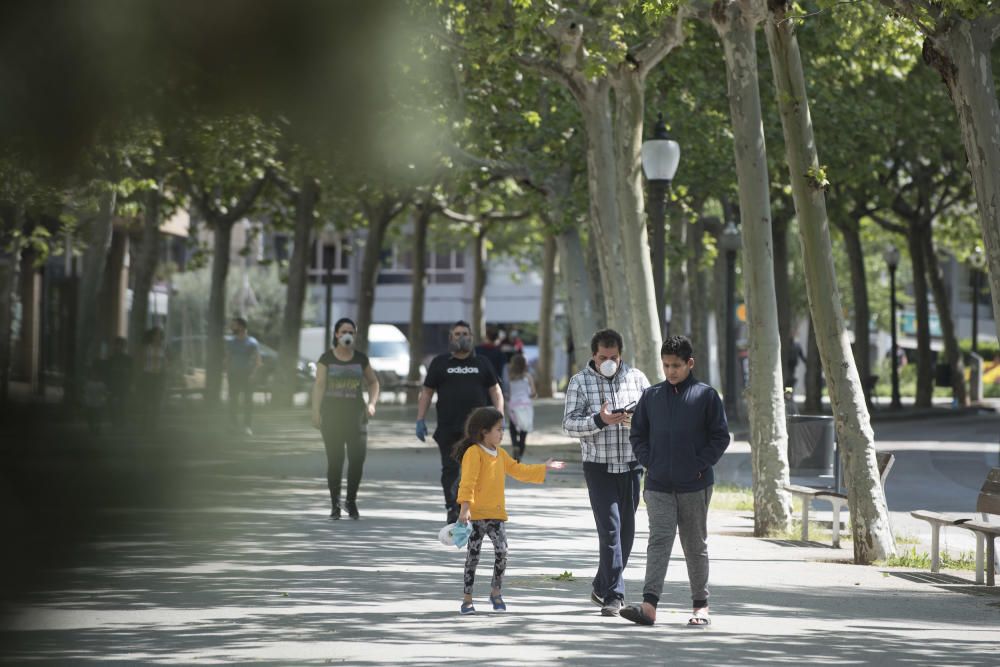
[563,328,650,616]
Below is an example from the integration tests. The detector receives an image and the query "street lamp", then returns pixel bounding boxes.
[719,220,742,420]
[884,244,902,409]
[641,112,681,337]
[969,247,985,354]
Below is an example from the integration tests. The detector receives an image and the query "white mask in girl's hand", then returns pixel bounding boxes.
[599,359,618,378]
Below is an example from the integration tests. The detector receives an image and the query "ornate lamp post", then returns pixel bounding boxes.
[719,221,742,419]
[641,112,680,337]
[884,244,901,409]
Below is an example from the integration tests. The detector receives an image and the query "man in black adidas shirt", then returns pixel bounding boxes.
[416,320,504,523]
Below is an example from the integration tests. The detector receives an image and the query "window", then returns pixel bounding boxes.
[308,238,350,284]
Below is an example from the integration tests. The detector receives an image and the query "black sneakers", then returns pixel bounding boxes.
[330,505,341,520]
[345,501,359,520]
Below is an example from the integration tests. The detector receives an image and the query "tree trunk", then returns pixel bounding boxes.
[614,71,667,380]
[556,226,600,372]
[407,203,432,404]
[805,315,822,413]
[922,17,1000,334]
[579,89,638,358]
[98,227,128,345]
[841,220,872,409]
[765,0,895,562]
[274,178,318,407]
[355,202,400,352]
[129,189,162,355]
[906,226,934,408]
[205,220,233,404]
[471,224,487,342]
[536,234,557,398]
[688,217,709,356]
[0,246,19,403]
[714,0,791,536]
[74,190,117,401]
[923,231,967,406]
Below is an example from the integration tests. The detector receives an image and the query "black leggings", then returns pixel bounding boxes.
[320,412,367,507]
[510,429,527,460]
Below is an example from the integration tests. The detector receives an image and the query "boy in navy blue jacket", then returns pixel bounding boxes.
[621,336,730,627]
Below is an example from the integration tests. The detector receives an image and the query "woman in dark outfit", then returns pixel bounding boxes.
[311,318,380,519]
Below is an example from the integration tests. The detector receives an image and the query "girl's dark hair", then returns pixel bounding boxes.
[508,353,528,380]
[451,406,504,462]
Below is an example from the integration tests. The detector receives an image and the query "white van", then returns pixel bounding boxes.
[299,323,424,389]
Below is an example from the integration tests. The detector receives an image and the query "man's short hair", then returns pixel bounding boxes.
[590,329,623,355]
[661,335,694,361]
[232,317,248,329]
[451,320,472,333]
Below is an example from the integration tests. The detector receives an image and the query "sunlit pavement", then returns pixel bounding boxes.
[1,402,998,664]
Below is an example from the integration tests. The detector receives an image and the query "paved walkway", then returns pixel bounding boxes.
[1,402,999,664]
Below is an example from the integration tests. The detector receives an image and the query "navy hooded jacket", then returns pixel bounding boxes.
[629,373,730,493]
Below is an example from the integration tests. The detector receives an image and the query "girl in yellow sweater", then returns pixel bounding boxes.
[453,406,563,615]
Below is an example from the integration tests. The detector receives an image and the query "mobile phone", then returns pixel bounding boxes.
[611,401,636,414]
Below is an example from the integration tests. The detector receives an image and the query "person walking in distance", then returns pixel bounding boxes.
[620,335,730,627]
[416,321,504,525]
[225,317,261,436]
[506,352,535,462]
[311,318,380,520]
[562,329,650,617]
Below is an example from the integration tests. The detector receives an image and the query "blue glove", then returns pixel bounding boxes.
[416,419,427,442]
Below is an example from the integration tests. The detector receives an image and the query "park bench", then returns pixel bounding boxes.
[783,452,895,548]
[910,467,1000,586]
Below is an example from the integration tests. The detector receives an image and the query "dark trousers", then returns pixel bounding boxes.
[321,411,367,508]
[434,430,463,514]
[583,462,642,602]
[228,373,253,428]
[510,429,527,461]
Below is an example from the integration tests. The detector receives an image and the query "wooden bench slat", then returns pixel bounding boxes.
[959,520,1000,537]
[909,510,972,526]
[783,484,822,496]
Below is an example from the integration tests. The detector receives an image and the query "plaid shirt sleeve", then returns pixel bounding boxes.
[562,373,602,438]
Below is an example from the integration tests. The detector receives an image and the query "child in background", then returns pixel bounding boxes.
[506,353,535,462]
[453,407,563,615]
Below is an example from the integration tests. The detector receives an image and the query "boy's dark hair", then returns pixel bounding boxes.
[232,317,248,329]
[661,335,694,361]
[333,317,356,334]
[590,329,623,355]
[451,320,472,333]
[451,406,504,462]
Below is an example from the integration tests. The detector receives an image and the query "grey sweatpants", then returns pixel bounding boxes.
[642,486,713,607]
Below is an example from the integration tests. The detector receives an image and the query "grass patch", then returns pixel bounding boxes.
[550,571,575,581]
[881,547,977,571]
[712,483,754,511]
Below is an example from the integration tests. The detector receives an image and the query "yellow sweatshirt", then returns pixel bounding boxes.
[456,444,546,521]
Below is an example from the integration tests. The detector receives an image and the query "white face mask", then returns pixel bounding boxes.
[337,333,354,347]
[599,359,618,378]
